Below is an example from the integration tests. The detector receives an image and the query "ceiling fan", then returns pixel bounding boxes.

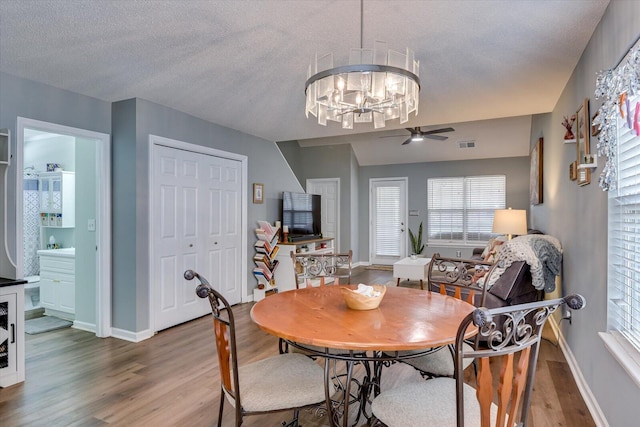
[380,126,455,145]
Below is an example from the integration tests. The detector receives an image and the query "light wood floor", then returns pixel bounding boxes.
[1,267,595,426]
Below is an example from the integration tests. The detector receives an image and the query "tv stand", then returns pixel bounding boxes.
[273,237,334,292]
[288,234,322,242]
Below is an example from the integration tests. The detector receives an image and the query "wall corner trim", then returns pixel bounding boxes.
[111,327,154,343]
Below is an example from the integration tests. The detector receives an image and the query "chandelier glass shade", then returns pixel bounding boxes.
[305,40,420,129]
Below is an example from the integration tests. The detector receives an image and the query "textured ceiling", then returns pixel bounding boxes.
[0,0,609,162]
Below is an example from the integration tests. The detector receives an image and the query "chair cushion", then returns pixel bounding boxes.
[372,378,498,427]
[400,342,474,377]
[231,353,327,412]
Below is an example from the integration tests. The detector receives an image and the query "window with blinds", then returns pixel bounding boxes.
[608,92,640,353]
[427,175,506,245]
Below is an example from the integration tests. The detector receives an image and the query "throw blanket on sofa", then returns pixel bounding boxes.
[485,234,563,292]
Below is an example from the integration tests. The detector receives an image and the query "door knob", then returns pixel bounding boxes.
[189,244,193,247]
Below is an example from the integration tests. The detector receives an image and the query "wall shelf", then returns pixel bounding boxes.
[578,154,598,169]
[253,221,280,301]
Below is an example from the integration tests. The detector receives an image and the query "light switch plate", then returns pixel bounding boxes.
[88,219,96,232]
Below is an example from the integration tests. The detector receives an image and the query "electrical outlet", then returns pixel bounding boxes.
[456,250,462,258]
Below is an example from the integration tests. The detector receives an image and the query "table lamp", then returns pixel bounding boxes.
[492,208,527,240]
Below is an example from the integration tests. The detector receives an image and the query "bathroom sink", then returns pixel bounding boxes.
[37,247,75,257]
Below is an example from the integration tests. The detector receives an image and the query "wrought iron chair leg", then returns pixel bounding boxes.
[217,386,225,427]
[281,409,301,427]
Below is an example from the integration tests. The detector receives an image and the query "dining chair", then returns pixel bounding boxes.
[291,250,353,288]
[398,254,501,378]
[371,294,586,427]
[184,270,327,427]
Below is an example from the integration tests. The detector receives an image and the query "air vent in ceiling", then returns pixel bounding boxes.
[457,140,476,149]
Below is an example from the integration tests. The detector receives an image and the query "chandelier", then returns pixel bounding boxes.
[304,0,420,129]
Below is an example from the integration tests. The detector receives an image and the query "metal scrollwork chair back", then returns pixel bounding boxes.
[184,269,326,427]
[292,250,353,288]
[398,254,502,378]
[427,253,502,307]
[371,294,586,427]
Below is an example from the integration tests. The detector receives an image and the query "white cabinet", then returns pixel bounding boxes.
[39,171,75,228]
[38,248,75,320]
[273,238,334,293]
[0,282,25,387]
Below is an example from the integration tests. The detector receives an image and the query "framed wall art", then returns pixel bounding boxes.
[253,183,264,204]
[576,98,591,186]
[530,137,543,205]
[569,161,577,181]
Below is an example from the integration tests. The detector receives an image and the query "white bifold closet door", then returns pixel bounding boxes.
[153,144,242,331]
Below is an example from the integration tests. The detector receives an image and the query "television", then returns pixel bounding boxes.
[281,191,321,239]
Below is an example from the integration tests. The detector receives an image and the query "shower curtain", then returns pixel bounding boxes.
[23,169,40,277]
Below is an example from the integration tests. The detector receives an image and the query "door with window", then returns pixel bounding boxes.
[370,178,408,265]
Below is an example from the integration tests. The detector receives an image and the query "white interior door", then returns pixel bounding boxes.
[370,178,408,265]
[153,144,241,331]
[307,178,339,251]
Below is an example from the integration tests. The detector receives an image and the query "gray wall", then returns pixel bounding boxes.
[529,2,640,426]
[112,98,302,332]
[0,71,111,280]
[358,157,530,260]
[277,141,356,253]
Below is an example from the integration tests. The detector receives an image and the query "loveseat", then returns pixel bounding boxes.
[452,231,561,310]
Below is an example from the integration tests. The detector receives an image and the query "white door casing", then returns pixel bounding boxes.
[306,178,340,251]
[150,136,246,332]
[369,178,408,265]
[15,117,111,337]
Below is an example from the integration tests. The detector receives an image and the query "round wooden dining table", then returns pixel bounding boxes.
[250,284,477,427]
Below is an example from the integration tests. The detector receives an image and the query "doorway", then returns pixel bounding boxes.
[16,117,111,337]
[306,178,340,251]
[369,177,408,265]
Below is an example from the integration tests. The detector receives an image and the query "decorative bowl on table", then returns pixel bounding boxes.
[340,285,386,310]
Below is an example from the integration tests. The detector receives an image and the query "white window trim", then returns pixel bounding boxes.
[600,332,640,389]
[426,175,506,246]
[604,89,640,386]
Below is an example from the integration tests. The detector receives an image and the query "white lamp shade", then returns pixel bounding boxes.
[492,209,527,237]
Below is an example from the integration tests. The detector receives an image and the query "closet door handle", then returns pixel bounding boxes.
[11,323,15,343]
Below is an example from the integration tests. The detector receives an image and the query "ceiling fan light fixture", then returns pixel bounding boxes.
[304,1,420,130]
[411,135,424,142]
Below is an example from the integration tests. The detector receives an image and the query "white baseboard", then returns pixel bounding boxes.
[111,327,154,343]
[72,321,96,333]
[549,318,609,427]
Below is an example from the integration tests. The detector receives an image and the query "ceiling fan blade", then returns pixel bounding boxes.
[401,137,413,145]
[424,134,448,141]
[421,127,455,135]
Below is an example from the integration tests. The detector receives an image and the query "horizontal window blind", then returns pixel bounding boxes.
[375,186,402,257]
[609,93,640,352]
[428,175,505,244]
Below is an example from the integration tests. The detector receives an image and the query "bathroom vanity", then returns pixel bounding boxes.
[37,248,75,321]
[0,278,26,387]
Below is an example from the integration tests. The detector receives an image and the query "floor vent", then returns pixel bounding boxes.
[458,140,476,149]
